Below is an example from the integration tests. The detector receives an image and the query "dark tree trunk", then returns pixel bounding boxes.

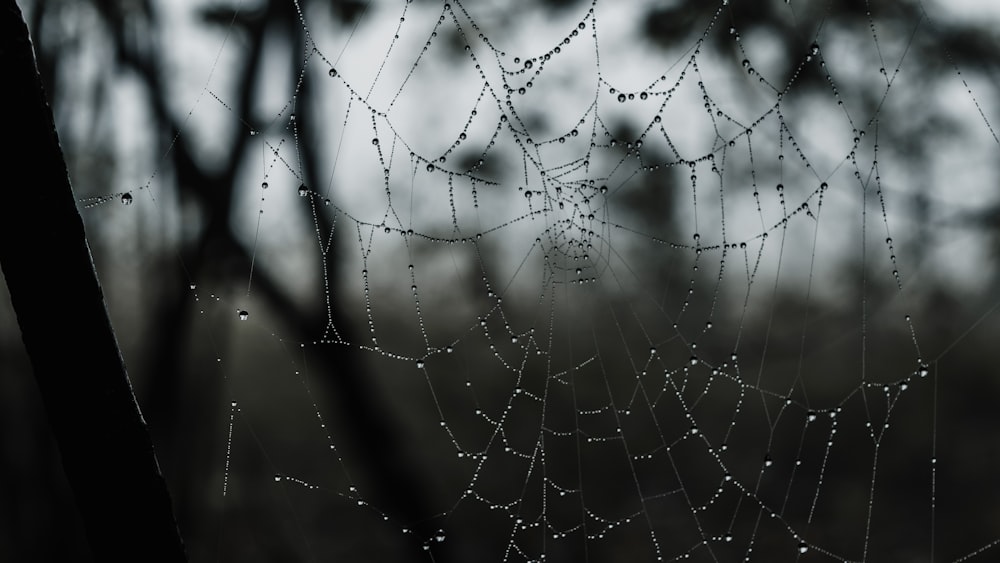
[0,1,187,560]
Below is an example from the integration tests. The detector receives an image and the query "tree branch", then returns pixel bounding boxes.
[0,1,186,560]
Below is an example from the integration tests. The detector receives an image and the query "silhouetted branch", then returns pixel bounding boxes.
[0,1,186,560]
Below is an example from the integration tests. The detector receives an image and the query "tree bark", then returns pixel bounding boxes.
[0,1,187,560]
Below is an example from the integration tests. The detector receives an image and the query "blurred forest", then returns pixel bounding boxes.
[2,0,999,561]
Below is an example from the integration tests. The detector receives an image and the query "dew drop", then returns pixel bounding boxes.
[617,93,626,103]
[298,184,308,196]
[799,542,809,554]
[416,360,425,369]
[238,310,249,321]
[261,181,269,189]
[328,68,338,77]
[121,192,134,205]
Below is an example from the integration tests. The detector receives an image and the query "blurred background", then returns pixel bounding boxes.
[2,0,999,561]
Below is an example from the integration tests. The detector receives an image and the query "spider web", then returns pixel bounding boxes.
[71,0,1000,561]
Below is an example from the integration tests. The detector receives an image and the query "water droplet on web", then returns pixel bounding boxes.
[298,185,309,196]
[274,474,282,482]
[238,310,249,320]
[742,59,750,68]
[372,138,379,145]
[427,163,435,172]
[416,360,425,369]
[121,192,134,205]
[328,68,338,77]
[798,542,809,554]
[261,181,268,189]
[617,93,626,103]
[764,454,773,467]
[810,43,820,55]
[446,345,454,353]
[690,356,699,366]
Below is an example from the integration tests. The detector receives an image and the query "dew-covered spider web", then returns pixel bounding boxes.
[70,0,1000,561]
